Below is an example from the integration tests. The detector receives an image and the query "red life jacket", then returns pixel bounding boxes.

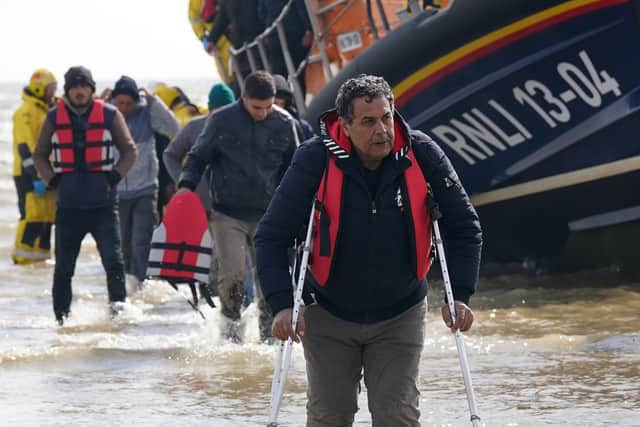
[51,99,115,173]
[201,0,218,22]
[147,191,215,309]
[147,191,212,285]
[310,115,433,286]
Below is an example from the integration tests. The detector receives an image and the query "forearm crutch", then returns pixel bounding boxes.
[267,200,316,426]
[430,198,481,426]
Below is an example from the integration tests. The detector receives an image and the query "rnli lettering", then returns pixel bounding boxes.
[431,101,529,165]
[431,50,621,165]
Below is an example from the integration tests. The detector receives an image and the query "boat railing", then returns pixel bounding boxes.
[226,0,418,113]
[228,0,308,113]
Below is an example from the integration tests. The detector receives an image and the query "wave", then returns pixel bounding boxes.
[581,333,640,353]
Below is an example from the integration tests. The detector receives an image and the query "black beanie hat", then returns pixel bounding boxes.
[64,66,96,93]
[112,75,140,102]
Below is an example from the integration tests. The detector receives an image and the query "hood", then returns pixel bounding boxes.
[107,94,148,117]
[22,87,53,111]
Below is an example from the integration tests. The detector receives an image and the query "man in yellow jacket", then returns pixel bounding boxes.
[189,0,233,83]
[11,68,58,264]
[153,84,207,128]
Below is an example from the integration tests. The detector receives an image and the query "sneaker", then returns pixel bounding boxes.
[55,310,69,326]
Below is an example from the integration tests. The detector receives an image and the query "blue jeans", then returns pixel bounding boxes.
[53,205,126,316]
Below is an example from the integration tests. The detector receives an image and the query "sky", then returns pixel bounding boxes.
[0,0,220,84]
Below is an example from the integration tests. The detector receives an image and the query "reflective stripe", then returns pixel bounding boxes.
[11,248,50,260]
[147,220,212,283]
[51,100,115,173]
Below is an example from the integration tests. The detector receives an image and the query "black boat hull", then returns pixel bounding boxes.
[305,0,640,269]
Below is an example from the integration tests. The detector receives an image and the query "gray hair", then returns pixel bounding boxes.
[335,74,394,123]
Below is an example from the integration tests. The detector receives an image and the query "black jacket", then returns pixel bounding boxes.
[178,101,300,222]
[255,112,482,323]
[208,0,264,48]
[257,0,311,39]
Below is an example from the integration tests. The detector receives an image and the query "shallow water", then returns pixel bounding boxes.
[1,81,639,426]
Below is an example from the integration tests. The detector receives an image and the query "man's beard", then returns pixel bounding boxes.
[69,95,92,110]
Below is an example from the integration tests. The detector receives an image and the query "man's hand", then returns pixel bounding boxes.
[441,301,474,332]
[205,41,216,54]
[272,308,305,342]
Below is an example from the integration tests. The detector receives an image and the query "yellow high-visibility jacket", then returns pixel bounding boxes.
[12,89,50,178]
[11,88,56,264]
[189,0,233,82]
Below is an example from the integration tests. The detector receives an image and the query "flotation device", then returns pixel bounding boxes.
[147,191,212,284]
[51,99,115,173]
[309,117,433,286]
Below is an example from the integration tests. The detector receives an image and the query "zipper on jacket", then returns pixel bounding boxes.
[371,200,377,215]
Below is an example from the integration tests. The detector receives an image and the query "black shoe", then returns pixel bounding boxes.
[55,311,69,326]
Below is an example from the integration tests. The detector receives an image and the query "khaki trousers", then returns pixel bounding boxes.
[302,300,426,427]
[209,209,272,342]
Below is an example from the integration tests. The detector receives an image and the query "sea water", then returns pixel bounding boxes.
[0,81,638,426]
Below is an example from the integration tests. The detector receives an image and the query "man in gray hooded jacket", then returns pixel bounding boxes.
[104,75,179,287]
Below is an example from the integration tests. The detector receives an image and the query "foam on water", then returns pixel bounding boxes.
[581,333,640,352]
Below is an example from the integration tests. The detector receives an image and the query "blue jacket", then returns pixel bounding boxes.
[255,112,482,323]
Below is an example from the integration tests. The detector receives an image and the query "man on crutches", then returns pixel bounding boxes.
[256,74,482,426]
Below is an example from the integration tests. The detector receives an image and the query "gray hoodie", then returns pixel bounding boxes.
[116,94,179,200]
[163,115,211,210]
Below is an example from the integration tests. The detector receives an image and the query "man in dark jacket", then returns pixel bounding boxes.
[255,75,482,425]
[206,0,264,94]
[257,0,313,95]
[177,71,301,343]
[33,66,138,325]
